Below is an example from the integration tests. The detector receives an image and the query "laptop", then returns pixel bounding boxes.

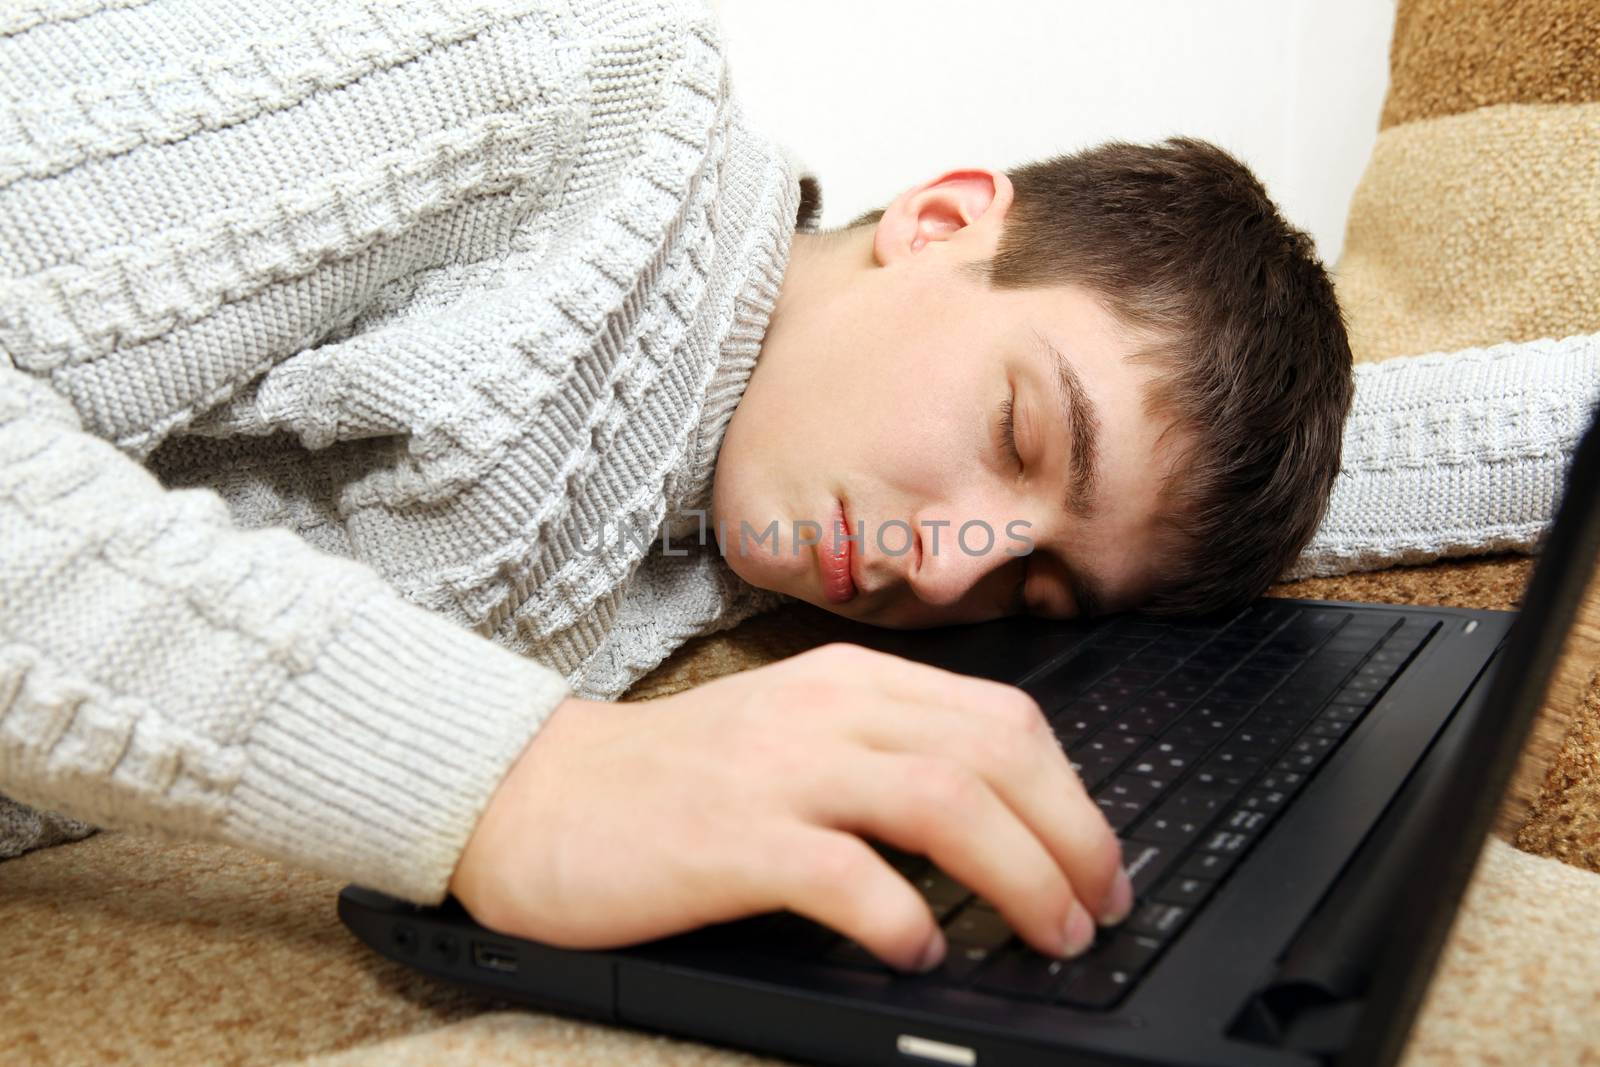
[339,400,1600,1067]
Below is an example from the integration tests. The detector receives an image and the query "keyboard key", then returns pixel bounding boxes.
[1306,718,1353,739]
[1056,963,1134,1009]
[1191,703,1252,729]
[1273,751,1324,775]
[1178,849,1241,881]
[1330,684,1382,707]
[1110,709,1182,736]
[1187,650,1239,673]
[1296,736,1337,756]
[1386,619,1439,654]
[1320,638,1379,657]
[1124,754,1190,780]
[944,901,1014,950]
[1100,669,1164,689]
[913,868,972,917]
[1127,902,1190,941]
[1221,809,1269,837]
[1164,723,1222,748]
[1090,932,1163,977]
[1102,773,1168,805]
[1353,664,1395,686]
[1278,607,1348,636]
[1272,737,1336,775]
[1056,699,1116,727]
[1166,667,1217,690]
[1162,785,1228,817]
[1225,665,1292,689]
[1097,797,1145,832]
[1251,651,1305,672]
[1148,681,1208,703]
[1200,830,1250,857]
[1136,811,1209,846]
[1227,729,1290,755]
[937,943,999,983]
[1059,647,1134,686]
[1077,733,1148,758]
[1153,876,1216,908]
[1122,840,1180,897]
[1192,761,1253,791]
[1070,753,1123,789]
[1261,689,1334,719]
[1250,711,1306,735]
[1255,770,1306,793]
[1206,749,1267,776]
[1055,723,1090,750]
[1079,684,1138,707]
[972,948,1072,1000]
[1236,788,1289,814]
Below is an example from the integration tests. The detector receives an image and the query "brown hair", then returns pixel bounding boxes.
[853,137,1354,617]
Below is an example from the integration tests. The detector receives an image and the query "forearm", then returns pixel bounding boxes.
[0,367,570,902]
[1286,332,1600,581]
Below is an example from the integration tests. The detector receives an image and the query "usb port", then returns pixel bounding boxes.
[471,942,519,974]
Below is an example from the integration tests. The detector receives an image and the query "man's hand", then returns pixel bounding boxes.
[448,642,1133,973]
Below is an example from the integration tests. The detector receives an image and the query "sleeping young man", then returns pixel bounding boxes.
[3,0,1592,980]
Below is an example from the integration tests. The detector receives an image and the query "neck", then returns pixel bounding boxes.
[762,226,875,358]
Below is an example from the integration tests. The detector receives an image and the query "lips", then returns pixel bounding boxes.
[818,498,857,603]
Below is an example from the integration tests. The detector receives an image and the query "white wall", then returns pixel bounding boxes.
[708,0,1395,268]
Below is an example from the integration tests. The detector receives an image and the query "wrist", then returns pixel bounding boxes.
[447,694,610,904]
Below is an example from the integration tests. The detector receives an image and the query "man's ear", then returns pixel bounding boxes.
[872,169,1014,267]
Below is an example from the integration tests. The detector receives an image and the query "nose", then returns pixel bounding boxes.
[904,512,1016,609]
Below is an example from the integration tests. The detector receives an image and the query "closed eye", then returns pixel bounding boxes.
[998,392,1022,469]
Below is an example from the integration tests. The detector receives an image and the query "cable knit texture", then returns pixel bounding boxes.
[1288,331,1600,580]
[0,0,813,900]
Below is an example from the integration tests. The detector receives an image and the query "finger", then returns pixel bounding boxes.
[764,824,947,974]
[792,643,1032,716]
[828,690,1132,928]
[800,745,1097,961]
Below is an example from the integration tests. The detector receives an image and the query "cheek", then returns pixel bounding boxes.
[876,379,979,474]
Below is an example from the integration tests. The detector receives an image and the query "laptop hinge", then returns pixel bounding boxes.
[1229,982,1365,1058]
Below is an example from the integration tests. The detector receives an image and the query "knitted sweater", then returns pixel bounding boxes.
[1289,332,1600,579]
[0,0,809,901]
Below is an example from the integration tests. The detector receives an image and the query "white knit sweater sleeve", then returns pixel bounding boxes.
[1285,332,1600,581]
[0,367,570,900]
[0,1,599,902]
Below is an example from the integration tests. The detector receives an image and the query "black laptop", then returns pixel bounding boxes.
[339,401,1600,1067]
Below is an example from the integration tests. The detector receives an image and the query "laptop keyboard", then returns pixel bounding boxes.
[740,602,1439,1011]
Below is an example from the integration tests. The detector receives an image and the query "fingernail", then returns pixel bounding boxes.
[1098,867,1134,926]
[1060,901,1095,958]
[916,930,947,973]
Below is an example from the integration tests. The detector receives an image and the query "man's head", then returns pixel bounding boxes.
[711,137,1353,627]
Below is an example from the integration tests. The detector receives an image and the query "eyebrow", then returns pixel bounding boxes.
[1035,330,1102,521]
[1034,330,1107,619]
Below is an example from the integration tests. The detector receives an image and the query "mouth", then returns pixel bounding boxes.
[817,498,858,604]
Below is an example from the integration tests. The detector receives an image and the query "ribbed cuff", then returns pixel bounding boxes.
[222,591,570,904]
